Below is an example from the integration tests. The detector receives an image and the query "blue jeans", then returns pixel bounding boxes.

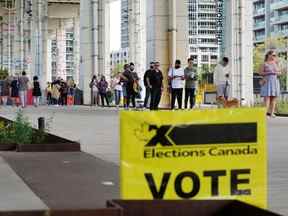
[114,90,121,106]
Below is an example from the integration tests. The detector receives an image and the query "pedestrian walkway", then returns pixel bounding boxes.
[0,106,288,215]
[0,156,48,211]
[1,152,119,210]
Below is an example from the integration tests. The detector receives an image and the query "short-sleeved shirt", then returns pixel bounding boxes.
[122,70,134,90]
[168,67,185,89]
[144,69,153,86]
[18,76,29,91]
[184,67,197,89]
[149,70,163,89]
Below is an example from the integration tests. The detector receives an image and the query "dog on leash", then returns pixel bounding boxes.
[217,96,240,108]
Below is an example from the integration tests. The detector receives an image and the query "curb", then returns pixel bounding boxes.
[276,113,288,117]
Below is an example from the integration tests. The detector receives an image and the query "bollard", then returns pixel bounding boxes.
[38,117,45,131]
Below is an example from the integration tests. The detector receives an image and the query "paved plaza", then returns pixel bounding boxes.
[0,106,288,215]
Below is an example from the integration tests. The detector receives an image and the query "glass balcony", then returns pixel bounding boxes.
[271,28,288,37]
[254,21,266,29]
[253,8,265,17]
[254,35,265,43]
[271,0,288,10]
[271,14,288,24]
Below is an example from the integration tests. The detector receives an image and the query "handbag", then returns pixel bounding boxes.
[259,78,267,86]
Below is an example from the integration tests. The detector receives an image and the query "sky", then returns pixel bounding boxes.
[110,0,121,51]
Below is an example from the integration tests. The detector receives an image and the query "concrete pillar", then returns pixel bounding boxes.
[223,0,254,105]
[80,0,93,104]
[146,0,189,108]
[31,0,48,87]
[46,38,52,83]
[128,0,146,89]
[98,0,110,80]
[80,0,110,104]
[56,19,67,80]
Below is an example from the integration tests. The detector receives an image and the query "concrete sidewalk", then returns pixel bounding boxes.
[0,157,48,211]
[1,152,119,210]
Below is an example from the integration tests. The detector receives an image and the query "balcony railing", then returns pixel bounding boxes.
[254,21,265,29]
[271,0,288,10]
[253,8,265,17]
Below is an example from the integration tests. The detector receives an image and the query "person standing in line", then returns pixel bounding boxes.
[46,82,52,105]
[32,76,41,107]
[130,62,140,108]
[1,77,10,106]
[143,62,155,108]
[168,59,185,110]
[184,58,198,109]
[149,62,163,110]
[10,76,19,106]
[214,57,230,101]
[112,73,122,107]
[18,71,29,108]
[51,81,61,106]
[259,50,281,117]
[120,64,134,109]
[90,75,99,106]
[97,75,110,107]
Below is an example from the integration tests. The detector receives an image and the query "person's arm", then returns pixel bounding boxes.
[168,67,173,80]
[274,62,281,75]
[259,64,265,76]
[119,73,128,81]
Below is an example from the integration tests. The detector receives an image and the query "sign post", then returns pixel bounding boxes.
[120,108,267,209]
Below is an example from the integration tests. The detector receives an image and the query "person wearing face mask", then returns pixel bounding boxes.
[143,62,155,109]
[130,62,140,108]
[168,59,185,110]
[184,58,198,109]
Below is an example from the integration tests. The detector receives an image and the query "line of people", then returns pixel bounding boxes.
[143,58,198,110]
[46,78,77,106]
[0,71,41,108]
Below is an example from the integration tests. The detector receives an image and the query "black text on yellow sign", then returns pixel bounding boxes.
[120,108,267,209]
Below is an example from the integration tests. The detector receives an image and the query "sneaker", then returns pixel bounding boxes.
[271,113,276,118]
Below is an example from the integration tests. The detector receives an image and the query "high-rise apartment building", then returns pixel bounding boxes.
[120,0,220,69]
[188,0,219,68]
[253,0,288,44]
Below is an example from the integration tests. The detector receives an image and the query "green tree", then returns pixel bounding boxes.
[111,63,124,78]
[254,36,287,73]
[254,36,288,90]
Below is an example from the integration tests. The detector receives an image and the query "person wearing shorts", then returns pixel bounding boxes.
[214,57,230,100]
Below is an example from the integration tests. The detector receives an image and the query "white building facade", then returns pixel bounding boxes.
[188,0,219,69]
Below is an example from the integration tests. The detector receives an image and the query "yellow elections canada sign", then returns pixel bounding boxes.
[120,108,267,209]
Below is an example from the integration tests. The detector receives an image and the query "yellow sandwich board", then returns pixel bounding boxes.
[120,108,267,209]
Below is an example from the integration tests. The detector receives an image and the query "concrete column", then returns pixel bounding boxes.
[223,0,254,105]
[128,0,146,89]
[80,0,110,104]
[56,19,67,80]
[31,0,48,87]
[98,0,110,80]
[46,38,52,83]
[80,0,94,104]
[146,0,189,108]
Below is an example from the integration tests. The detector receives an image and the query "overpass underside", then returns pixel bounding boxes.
[0,0,254,105]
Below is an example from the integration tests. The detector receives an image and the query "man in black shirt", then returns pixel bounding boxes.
[143,62,155,108]
[120,64,134,109]
[149,62,163,110]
